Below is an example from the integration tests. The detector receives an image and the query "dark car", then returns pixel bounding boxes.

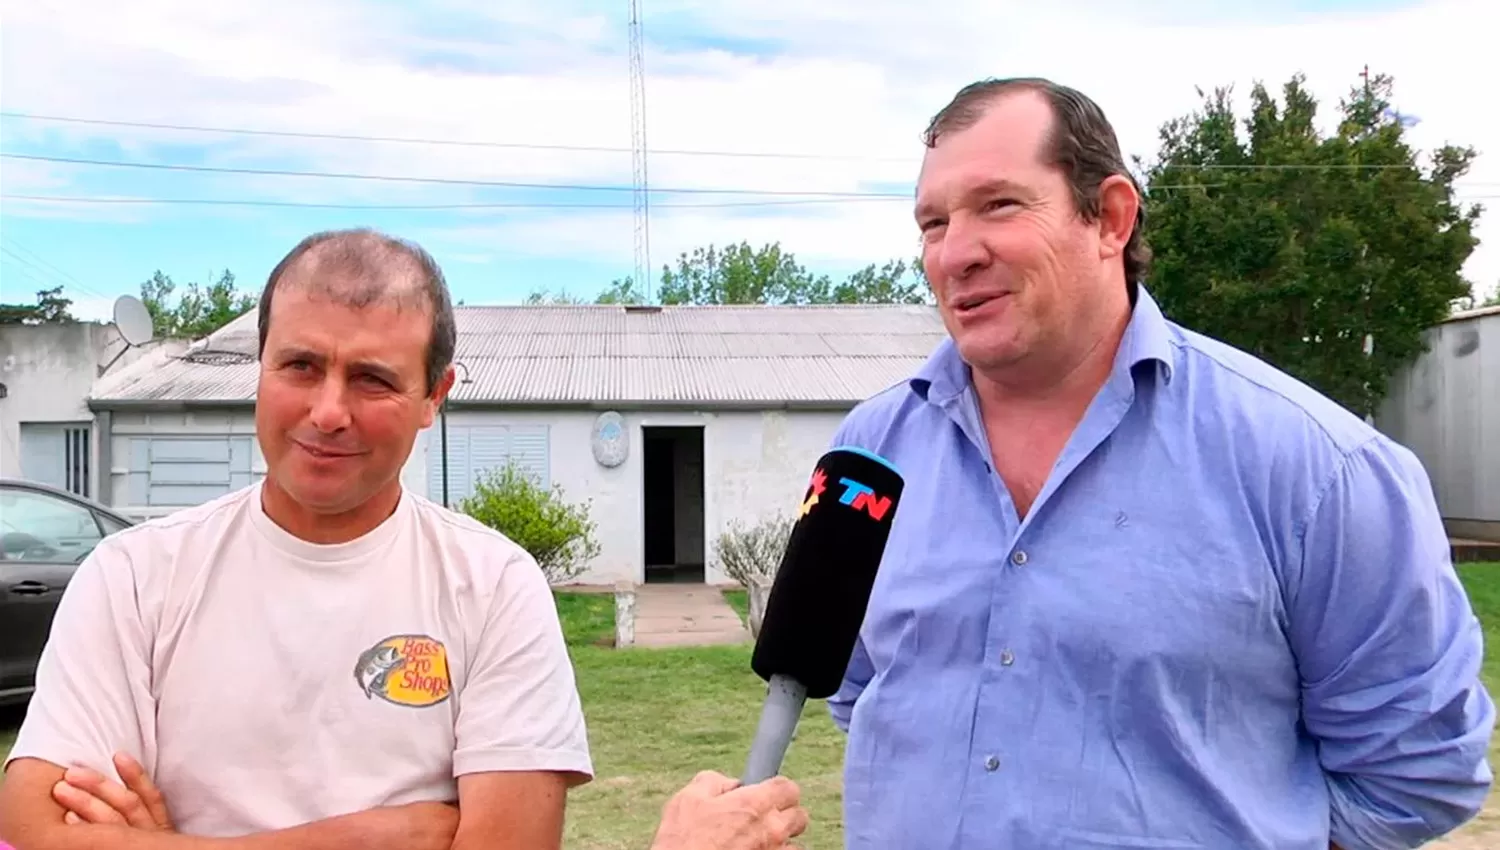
[0,477,136,705]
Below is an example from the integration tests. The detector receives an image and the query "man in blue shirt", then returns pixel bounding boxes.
[827,77,1495,850]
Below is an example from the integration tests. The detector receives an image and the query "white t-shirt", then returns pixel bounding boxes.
[5,482,594,837]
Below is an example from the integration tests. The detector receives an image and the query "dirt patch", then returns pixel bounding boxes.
[1424,795,1500,849]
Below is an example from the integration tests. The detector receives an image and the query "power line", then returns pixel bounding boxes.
[0,193,908,209]
[0,255,57,293]
[0,110,917,163]
[1,246,91,299]
[0,240,110,299]
[0,152,914,197]
[1,112,1484,173]
[6,186,1492,211]
[1,239,88,290]
[1153,162,1438,171]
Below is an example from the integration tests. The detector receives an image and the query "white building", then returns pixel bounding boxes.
[0,321,185,498]
[86,303,947,585]
[1375,304,1500,543]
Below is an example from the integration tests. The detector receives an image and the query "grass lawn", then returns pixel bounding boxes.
[722,588,749,622]
[554,590,846,848]
[1447,564,1500,845]
[4,564,1500,849]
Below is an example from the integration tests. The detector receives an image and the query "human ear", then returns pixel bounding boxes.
[421,365,458,429]
[1095,174,1140,263]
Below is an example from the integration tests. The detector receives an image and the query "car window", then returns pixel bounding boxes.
[96,512,131,537]
[0,488,106,564]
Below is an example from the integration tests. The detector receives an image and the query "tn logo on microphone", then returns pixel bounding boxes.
[836,477,893,521]
[800,467,893,521]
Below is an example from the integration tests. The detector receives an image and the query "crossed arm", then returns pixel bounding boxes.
[0,755,569,850]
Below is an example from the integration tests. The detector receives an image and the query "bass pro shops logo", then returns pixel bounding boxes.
[353,634,453,707]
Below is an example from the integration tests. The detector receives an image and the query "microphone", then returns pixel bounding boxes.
[740,446,905,785]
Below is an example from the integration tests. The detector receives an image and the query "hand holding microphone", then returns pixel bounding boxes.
[649,771,808,850]
[741,446,905,785]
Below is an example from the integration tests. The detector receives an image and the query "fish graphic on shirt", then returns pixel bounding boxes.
[352,634,454,707]
[354,643,406,699]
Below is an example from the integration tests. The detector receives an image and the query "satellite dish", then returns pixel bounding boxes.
[113,295,155,347]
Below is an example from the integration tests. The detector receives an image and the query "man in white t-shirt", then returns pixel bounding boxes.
[0,229,807,850]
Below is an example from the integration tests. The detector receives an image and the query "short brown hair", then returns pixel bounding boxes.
[923,77,1151,291]
[257,228,457,397]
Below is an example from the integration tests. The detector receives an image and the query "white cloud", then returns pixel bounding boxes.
[1,0,1496,293]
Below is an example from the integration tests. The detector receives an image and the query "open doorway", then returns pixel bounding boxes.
[642,426,705,584]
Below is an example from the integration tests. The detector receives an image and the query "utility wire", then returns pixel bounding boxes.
[1,239,90,291]
[8,190,1495,212]
[0,183,1289,210]
[0,240,111,299]
[0,110,917,163]
[0,153,914,197]
[1,246,90,298]
[13,151,1411,201]
[4,112,1469,172]
[0,193,909,210]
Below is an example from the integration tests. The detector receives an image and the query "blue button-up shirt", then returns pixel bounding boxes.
[827,288,1495,850]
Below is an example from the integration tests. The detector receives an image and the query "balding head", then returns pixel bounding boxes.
[257,228,457,396]
[922,77,1151,292]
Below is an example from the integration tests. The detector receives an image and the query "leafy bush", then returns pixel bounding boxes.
[456,463,601,584]
[713,513,794,587]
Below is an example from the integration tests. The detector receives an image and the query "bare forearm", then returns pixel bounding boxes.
[2,813,368,850]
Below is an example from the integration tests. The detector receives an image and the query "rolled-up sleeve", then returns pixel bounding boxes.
[827,633,874,733]
[1289,437,1495,849]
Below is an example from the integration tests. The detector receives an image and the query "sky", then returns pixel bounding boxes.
[2,0,1497,323]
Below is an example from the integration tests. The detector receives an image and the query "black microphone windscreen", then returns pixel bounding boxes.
[750,446,905,699]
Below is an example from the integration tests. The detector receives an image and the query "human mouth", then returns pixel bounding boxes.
[294,439,360,460]
[953,293,1008,316]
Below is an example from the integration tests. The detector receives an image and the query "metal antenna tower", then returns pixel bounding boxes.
[627,0,651,301]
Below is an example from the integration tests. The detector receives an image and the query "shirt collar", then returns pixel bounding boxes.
[909,285,1176,407]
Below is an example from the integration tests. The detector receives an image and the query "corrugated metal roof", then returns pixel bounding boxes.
[90,304,950,407]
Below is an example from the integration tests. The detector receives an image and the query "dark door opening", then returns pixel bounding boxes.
[642,426,705,584]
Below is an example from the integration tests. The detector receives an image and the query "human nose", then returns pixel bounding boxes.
[936,215,990,281]
[307,377,352,433]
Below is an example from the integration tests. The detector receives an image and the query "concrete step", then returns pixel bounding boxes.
[1453,539,1500,564]
[628,583,751,648]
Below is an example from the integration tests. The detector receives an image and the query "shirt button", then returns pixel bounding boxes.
[1011,550,1028,566]
[1000,650,1015,666]
[984,755,1000,771]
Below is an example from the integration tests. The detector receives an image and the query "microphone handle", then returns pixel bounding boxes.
[741,673,809,785]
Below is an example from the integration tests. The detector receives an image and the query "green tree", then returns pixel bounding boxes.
[655,242,930,306]
[1453,281,1500,311]
[1141,71,1480,418]
[526,277,649,306]
[524,288,587,305]
[523,243,932,307]
[140,269,255,339]
[456,463,601,584]
[595,276,649,305]
[831,257,928,304]
[0,286,75,324]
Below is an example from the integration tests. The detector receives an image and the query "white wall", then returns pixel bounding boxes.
[107,409,259,518]
[105,404,850,585]
[106,407,432,520]
[0,322,182,496]
[1376,307,1500,539]
[418,408,849,585]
